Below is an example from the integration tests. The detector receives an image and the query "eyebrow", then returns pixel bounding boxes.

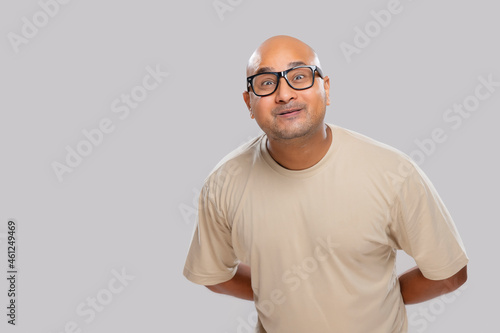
[254,61,308,75]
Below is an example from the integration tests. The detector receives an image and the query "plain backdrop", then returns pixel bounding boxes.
[0,0,498,332]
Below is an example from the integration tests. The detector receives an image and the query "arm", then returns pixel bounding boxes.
[205,263,253,301]
[399,265,467,304]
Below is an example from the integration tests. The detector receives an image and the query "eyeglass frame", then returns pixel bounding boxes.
[246,65,324,97]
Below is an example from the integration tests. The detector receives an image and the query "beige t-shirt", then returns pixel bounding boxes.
[183,123,469,333]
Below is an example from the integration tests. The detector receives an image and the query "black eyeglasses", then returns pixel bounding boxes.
[247,65,324,97]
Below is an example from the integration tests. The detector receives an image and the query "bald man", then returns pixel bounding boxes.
[183,36,468,333]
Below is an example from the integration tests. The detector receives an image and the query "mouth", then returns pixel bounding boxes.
[277,108,302,117]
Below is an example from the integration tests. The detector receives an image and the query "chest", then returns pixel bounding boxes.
[230,173,394,266]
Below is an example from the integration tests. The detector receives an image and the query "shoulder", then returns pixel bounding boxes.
[329,123,418,187]
[203,134,264,190]
[199,134,265,220]
[331,124,406,158]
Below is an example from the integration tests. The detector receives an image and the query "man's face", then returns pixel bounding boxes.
[243,42,330,142]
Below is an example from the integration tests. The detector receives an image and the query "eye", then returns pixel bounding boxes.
[292,74,305,81]
[261,80,276,86]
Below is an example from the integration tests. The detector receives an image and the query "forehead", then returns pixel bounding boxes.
[247,43,318,76]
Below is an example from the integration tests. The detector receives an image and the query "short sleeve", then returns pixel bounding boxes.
[390,162,469,280]
[183,182,240,286]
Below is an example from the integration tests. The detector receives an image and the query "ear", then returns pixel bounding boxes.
[323,76,331,106]
[242,91,254,119]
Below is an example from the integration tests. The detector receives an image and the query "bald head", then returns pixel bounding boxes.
[246,35,321,76]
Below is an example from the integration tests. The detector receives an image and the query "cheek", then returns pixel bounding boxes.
[252,100,273,118]
[253,110,269,125]
[308,89,327,108]
[312,87,326,100]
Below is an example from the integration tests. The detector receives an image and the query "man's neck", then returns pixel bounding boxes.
[266,124,332,170]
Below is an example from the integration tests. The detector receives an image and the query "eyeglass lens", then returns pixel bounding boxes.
[252,67,314,96]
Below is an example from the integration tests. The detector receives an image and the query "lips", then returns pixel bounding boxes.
[278,108,302,116]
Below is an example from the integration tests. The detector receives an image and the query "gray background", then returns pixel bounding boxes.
[0,0,498,332]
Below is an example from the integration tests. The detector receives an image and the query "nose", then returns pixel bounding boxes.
[274,76,297,104]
